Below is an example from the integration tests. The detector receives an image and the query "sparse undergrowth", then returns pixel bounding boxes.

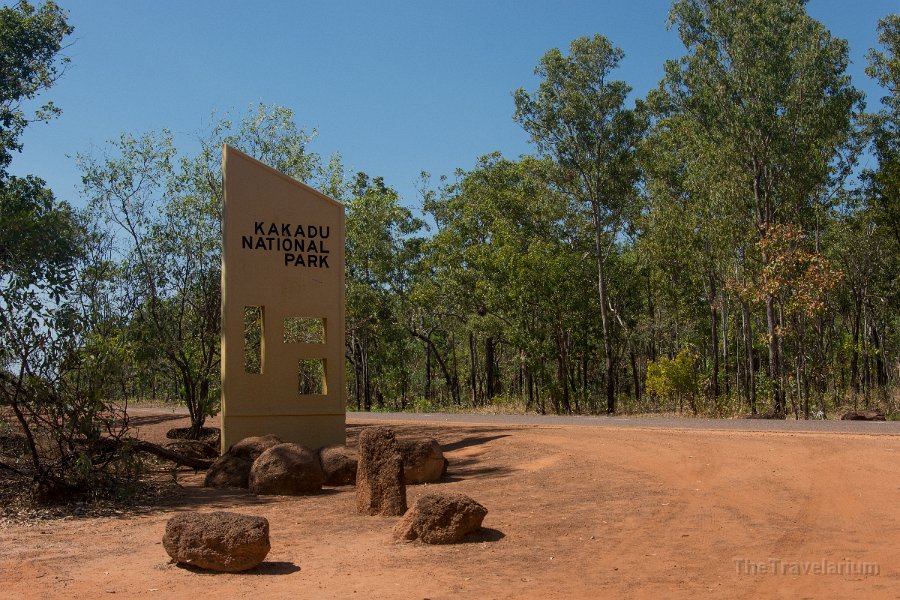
[0,456,187,528]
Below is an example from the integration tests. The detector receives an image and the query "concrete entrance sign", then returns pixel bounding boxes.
[220,144,345,452]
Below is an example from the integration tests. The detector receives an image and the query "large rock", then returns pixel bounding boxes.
[249,443,324,496]
[163,511,270,572]
[393,493,487,544]
[319,445,357,486]
[165,440,219,461]
[841,410,886,421]
[397,438,447,484]
[204,453,252,489]
[356,426,406,516]
[229,434,284,462]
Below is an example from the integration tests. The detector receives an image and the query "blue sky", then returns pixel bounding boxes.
[9,0,898,209]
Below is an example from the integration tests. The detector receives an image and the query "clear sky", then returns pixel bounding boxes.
[9,0,898,209]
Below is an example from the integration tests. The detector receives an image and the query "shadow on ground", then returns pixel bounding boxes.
[461,527,506,544]
[175,561,302,576]
[129,413,189,427]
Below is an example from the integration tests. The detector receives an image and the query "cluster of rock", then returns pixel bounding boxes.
[203,429,450,496]
[203,434,328,494]
[354,426,486,544]
[166,425,488,572]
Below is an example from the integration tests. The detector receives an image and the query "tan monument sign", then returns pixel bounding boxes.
[220,144,345,452]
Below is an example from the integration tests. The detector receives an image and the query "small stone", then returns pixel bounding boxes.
[393,493,487,544]
[163,511,270,572]
[356,426,406,516]
[249,443,324,496]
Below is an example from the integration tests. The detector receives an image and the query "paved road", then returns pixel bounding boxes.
[128,406,900,435]
[349,411,900,434]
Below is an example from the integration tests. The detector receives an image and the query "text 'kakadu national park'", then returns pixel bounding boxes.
[241,221,332,268]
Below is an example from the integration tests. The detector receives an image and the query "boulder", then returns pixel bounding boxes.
[165,440,219,461]
[397,438,446,484]
[229,434,284,462]
[841,410,886,421]
[163,511,270,572]
[356,426,406,516]
[204,453,252,489]
[393,493,487,544]
[319,445,357,486]
[249,443,324,496]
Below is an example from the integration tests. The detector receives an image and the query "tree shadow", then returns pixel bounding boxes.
[128,413,188,427]
[157,485,345,511]
[438,455,514,482]
[175,561,301,575]
[441,434,511,452]
[346,423,514,453]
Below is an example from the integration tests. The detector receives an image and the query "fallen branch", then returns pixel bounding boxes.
[131,440,215,469]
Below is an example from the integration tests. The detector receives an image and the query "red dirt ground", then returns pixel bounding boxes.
[0,413,897,599]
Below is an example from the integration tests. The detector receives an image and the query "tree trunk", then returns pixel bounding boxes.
[862,302,870,407]
[555,327,571,414]
[722,290,729,397]
[425,333,432,401]
[766,294,784,415]
[526,365,534,412]
[468,332,478,407]
[630,349,641,407]
[588,201,617,414]
[485,336,496,400]
[850,295,861,394]
[707,269,720,403]
[743,304,754,415]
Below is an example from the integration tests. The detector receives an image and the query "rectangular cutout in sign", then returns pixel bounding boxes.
[244,306,263,374]
[284,317,326,344]
[298,359,326,395]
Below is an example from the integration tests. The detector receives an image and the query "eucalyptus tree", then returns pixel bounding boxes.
[639,111,748,406]
[0,1,72,177]
[0,2,146,497]
[865,14,900,245]
[420,154,589,412]
[345,173,423,409]
[514,35,648,414]
[79,105,326,436]
[655,0,863,414]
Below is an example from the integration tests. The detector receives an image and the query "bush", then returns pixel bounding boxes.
[645,348,700,414]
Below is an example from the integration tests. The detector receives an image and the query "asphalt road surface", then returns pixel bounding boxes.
[350,411,900,434]
[129,406,900,435]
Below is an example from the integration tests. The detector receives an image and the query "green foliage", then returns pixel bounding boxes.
[78,104,330,434]
[345,172,423,410]
[645,348,700,412]
[4,2,897,438]
[514,35,648,414]
[0,1,72,176]
[0,3,144,501]
[864,15,900,247]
